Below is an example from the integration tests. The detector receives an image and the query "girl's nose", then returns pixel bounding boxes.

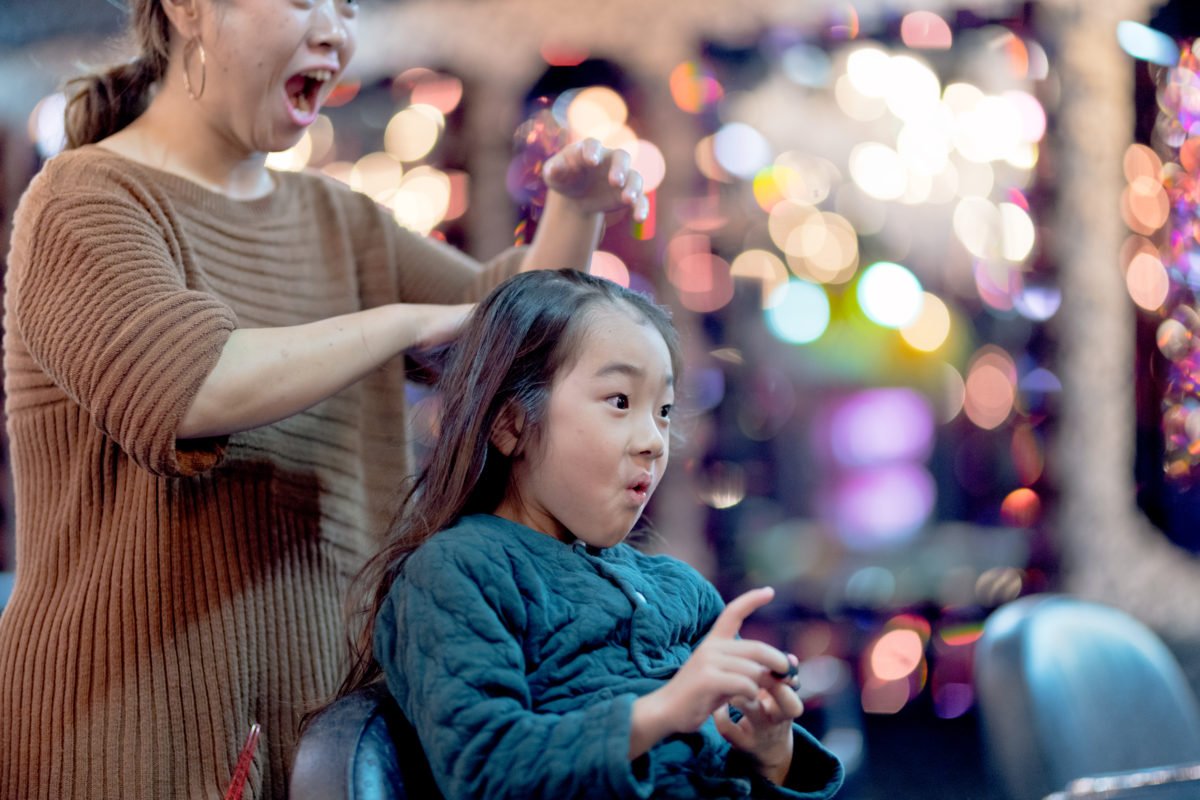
[634,415,667,460]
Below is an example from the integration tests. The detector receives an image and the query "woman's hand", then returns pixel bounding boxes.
[542,137,649,222]
[628,588,796,760]
[407,302,474,351]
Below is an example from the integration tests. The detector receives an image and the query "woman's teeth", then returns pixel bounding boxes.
[289,69,334,113]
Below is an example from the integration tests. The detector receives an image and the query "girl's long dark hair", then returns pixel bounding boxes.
[338,268,680,696]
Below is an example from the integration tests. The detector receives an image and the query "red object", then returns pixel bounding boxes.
[223,723,261,800]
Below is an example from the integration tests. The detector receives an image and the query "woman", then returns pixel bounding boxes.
[0,0,648,798]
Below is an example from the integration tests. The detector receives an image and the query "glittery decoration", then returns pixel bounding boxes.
[506,98,570,224]
[1151,40,1200,482]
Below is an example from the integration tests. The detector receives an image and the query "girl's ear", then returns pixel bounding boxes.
[490,402,525,457]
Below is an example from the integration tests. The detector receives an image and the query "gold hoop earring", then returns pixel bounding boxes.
[182,37,207,101]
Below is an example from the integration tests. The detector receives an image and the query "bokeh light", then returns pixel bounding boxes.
[28,92,66,158]
[265,130,314,171]
[730,249,789,308]
[389,165,451,234]
[827,388,935,468]
[900,292,952,352]
[857,261,924,328]
[630,139,666,192]
[901,11,953,50]
[673,253,734,313]
[589,250,631,287]
[782,44,833,87]
[713,123,772,179]
[350,152,405,201]
[883,55,942,123]
[938,363,967,423]
[384,104,444,163]
[870,628,926,681]
[395,68,464,114]
[963,347,1017,430]
[766,280,831,344]
[849,142,907,200]
[828,464,936,549]
[670,61,724,113]
[846,46,890,98]
[1126,251,1170,311]
[1117,20,1180,66]
[1001,487,1042,527]
[566,86,628,143]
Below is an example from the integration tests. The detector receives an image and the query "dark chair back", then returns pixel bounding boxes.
[974,594,1200,800]
[290,682,444,800]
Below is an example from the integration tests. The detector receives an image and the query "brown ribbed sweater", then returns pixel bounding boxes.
[0,146,522,800]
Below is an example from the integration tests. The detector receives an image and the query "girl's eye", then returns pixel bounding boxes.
[659,404,673,420]
[608,394,630,410]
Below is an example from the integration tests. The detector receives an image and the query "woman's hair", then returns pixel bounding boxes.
[64,0,174,149]
[338,268,681,695]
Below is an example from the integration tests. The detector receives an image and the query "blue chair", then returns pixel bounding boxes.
[290,681,444,800]
[0,572,14,613]
[974,594,1200,800]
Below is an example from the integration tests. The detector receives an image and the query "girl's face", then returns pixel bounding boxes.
[192,0,357,154]
[496,305,675,549]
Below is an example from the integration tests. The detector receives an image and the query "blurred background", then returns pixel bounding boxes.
[5,0,1200,797]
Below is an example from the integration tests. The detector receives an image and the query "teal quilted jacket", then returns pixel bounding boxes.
[375,514,844,800]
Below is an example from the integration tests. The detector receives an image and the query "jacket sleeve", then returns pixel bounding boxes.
[727,724,845,800]
[375,540,656,800]
[8,174,237,477]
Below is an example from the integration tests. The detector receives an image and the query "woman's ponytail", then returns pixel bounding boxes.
[62,0,171,149]
[63,54,164,149]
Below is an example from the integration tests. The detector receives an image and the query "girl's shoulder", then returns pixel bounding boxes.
[405,515,533,570]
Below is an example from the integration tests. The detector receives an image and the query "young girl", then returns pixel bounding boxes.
[343,269,844,799]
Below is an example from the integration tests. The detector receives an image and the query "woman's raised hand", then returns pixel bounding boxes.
[628,587,801,765]
[542,137,649,222]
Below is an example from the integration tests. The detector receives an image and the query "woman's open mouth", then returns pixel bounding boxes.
[284,68,333,124]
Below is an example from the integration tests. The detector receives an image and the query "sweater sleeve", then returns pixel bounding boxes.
[392,225,527,303]
[8,174,237,477]
[375,540,655,800]
[339,186,526,305]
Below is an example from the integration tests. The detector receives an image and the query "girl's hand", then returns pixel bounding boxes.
[542,138,650,222]
[629,588,793,759]
[715,653,804,786]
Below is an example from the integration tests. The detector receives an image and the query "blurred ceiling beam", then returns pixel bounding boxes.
[1,0,1015,127]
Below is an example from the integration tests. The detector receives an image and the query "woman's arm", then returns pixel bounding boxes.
[177,302,470,438]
